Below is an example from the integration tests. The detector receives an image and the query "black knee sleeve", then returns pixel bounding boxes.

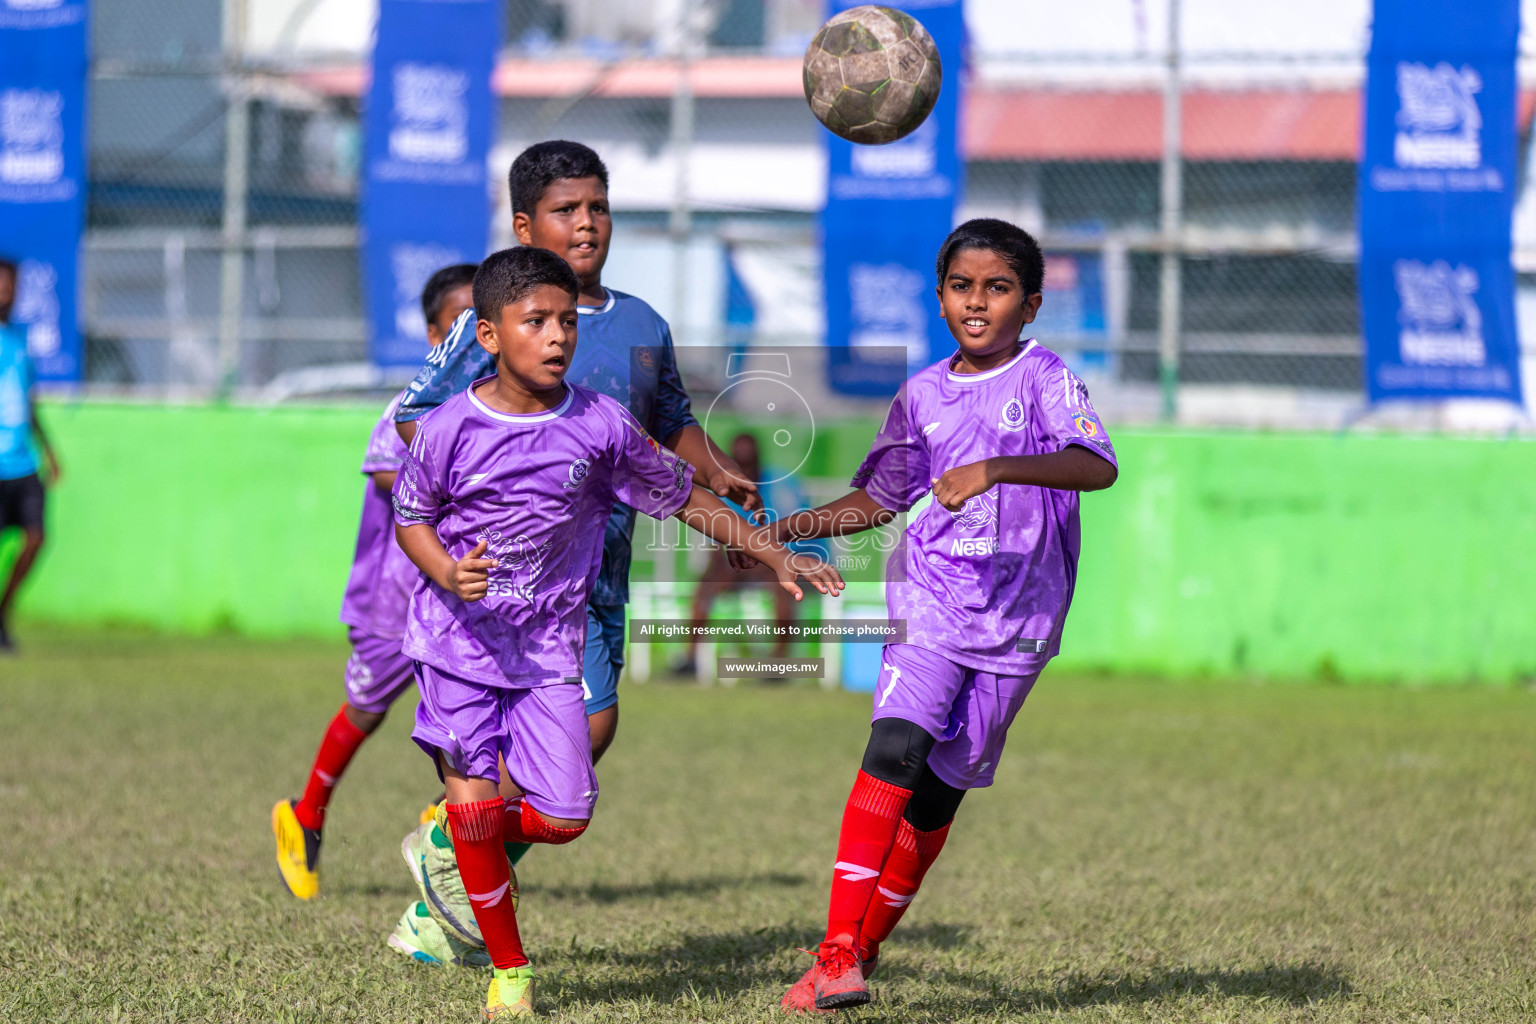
[903,765,965,832]
[860,718,937,790]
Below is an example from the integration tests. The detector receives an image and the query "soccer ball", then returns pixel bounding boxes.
[802,5,942,145]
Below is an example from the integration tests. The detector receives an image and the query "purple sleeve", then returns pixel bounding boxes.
[1031,361,1118,469]
[391,417,446,527]
[361,395,408,474]
[610,404,695,520]
[849,386,930,512]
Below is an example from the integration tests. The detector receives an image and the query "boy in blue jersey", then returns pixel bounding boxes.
[396,140,758,796]
[0,258,61,653]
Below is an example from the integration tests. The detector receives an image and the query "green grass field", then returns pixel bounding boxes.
[2,629,1534,1023]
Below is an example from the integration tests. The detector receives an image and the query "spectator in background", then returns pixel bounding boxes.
[672,432,824,675]
[0,257,62,652]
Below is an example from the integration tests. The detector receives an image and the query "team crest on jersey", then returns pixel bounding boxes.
[999,397,1027,432]
[564,458,591,490]
[1072,408,1102,437]
[634,347,657,375]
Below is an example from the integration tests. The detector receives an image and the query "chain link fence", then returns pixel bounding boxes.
[77,1,1512,426]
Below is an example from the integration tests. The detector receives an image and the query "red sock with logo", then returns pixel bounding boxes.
[502,798,588,845]
[823,771,912,948]
[293,707,368,831]
[447,798,528,970]
[857,818,951,958]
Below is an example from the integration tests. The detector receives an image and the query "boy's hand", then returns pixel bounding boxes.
[702,459,764,521]
[447,539,498,602]
[932,460,994,511]
[771,550,845,602]
[725,547,759,571]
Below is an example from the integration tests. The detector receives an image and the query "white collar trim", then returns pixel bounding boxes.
[945,339,1036,383]
[578,289,615,315]
[468,380,573,424]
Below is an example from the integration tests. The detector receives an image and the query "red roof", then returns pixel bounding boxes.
[293,56,1536,163]
[966,88,1536,161]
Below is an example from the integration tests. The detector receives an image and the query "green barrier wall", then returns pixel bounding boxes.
[10,403,1535,682]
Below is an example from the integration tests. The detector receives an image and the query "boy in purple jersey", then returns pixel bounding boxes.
[392,246,842,1019]
[271,264,477,901]
[772,220,1119,1012]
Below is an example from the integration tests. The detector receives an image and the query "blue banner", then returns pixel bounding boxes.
[822,0,963,397]
[363,0,499,370]
[1359,0,1522,404]
[0,0,88,384]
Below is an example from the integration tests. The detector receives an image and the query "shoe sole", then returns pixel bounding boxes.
[387,932,445,966]
[813,989,871,1011]
[272,801,317,901]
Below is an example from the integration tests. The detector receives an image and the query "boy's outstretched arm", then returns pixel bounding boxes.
[932,447,1117,511]
[674,484,844,601]
[726,489,895,572]
[395,523,499,603]
[665,424,763,516]
[779,488,897,541]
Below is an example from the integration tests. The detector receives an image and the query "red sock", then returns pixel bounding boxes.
[824,771,912,948]
[502,798,588,845]
[293,707,368,831]
[858,818,951,956]
[447,799,528,970]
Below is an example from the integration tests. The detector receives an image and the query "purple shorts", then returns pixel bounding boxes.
[871,643,1038,791]
[412,663,597,820]
[343,627,417,715]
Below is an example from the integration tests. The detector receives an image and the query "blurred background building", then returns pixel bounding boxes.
[81,0,1536,429]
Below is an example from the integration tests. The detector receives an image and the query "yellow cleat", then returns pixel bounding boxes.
[418,802,438,826]
[484,965,536,1019]
[271,799,322,900]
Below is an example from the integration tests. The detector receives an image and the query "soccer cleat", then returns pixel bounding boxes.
[780,963,831,1015]
[271,799,322,900]
[782,946,878,1014]
[387,901,491,968]
[484,965,537,1019]
[859,942,880,981]
[811,940,869,1011]
[403,816,518,949]
[388,900,451,965]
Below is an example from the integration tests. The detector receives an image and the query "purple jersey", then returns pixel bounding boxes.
[392,379,695,687]
[852,341,1118,674]
[339,393,418,639]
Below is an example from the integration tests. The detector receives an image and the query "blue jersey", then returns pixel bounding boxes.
[0,323,37,481]
[396,287,698,605]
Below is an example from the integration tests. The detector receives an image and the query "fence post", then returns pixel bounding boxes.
[217,0,249,398]
[1158,0,1183,422]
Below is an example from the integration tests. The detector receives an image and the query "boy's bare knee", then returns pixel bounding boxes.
[22,528,43,552]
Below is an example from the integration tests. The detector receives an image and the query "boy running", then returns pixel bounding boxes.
[773,219,1119,1012]
[395,140,755,860]
[392,246,841,1018]
[272,264,477,899]
[0,257,62,653]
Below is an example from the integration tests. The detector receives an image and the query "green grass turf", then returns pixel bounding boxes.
[2,629,1535,1023]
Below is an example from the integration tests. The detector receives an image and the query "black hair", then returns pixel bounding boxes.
[473,246,581,322]
[509,140,609,216]
[0,257,15,281]
[934,218,1045,295]
[420,263,478,326]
